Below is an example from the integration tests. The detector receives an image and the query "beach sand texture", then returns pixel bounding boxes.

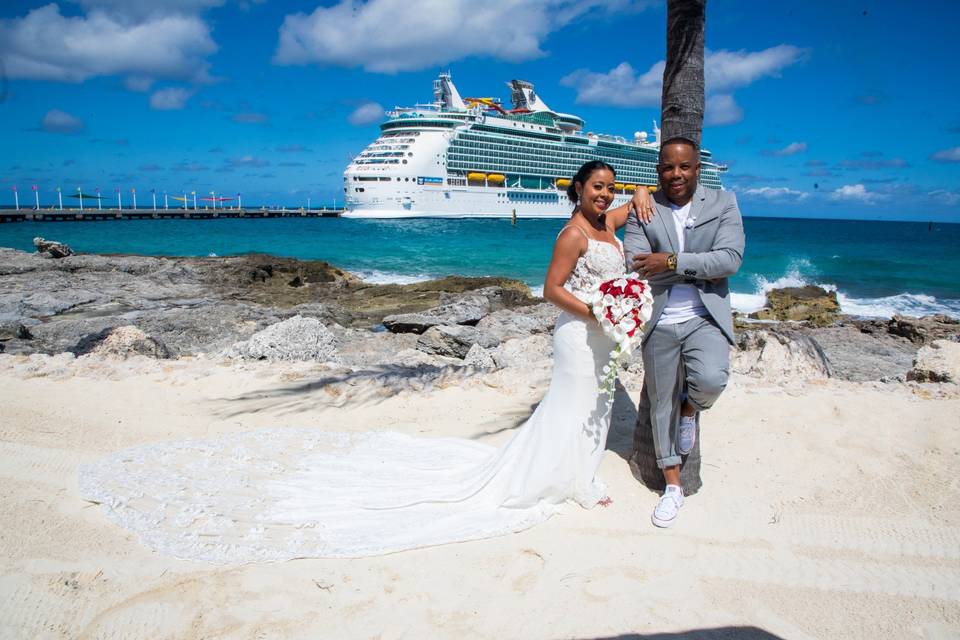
[0,355,958,640]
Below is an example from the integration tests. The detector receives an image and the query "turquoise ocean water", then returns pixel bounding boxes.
[1,216,958,318]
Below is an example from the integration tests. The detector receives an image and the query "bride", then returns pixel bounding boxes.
[79,161,655,563]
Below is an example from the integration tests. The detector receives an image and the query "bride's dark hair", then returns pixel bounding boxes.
[566,160,616,205]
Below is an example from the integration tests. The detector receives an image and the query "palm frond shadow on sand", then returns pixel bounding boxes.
[208,363,485,419]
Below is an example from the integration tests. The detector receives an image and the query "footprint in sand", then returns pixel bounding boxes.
[499,548,545,593]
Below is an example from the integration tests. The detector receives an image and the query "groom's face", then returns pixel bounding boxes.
[657,143,700,205]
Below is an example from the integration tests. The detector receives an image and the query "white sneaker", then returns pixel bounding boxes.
[651,485,684,528]
[678,414,697,455]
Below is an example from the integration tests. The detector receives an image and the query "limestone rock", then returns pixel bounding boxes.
[463,344,497,369]
[792,324,915,382]
[341,276,533,328]
[231,315,339,362]
[335,328,419,367]
[750,285,840,325]
[87,325,171,359]
[416,324,496,358]
[33,237,74,258]
[907,339,960,383]
[732,329,830,380]
[475,303,559,345]
[489,334,553,369]
[383,294,490,334]
[388,348,448,368]
[887,314,960,345]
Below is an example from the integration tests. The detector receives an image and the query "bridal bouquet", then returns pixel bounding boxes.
[589,273,654,399]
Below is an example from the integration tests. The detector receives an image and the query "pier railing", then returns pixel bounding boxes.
[0,208,344,223]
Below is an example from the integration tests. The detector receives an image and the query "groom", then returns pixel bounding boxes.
[623,137,745,528]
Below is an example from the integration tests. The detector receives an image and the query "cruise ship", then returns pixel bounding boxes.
[342,73,726,219]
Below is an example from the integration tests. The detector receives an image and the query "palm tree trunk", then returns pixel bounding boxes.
[630,0,707,496]
[629,379,703,495]
[660,0,706,146]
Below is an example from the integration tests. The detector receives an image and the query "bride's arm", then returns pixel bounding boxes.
[543,228,594,322]
[606,187,655,229]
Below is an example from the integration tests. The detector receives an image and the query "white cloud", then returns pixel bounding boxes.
[562,44,805,113]
[705,94,743,126]
[73,0,225,20]
[348,102,386,126]
[830,184,883,204]
[767,141,807,156]
[705,45,805,91]
[41,109,85,134]
[930,146,960,163]
[0,3,217,85]
[273,0,646,73]
[560,61,663,107]
[227,155,270,168]
[741,186,808,201]
[928,189,960,206]
[149,87,194,110]
[124,75,155,92]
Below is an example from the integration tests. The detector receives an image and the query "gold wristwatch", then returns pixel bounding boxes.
[666,253,678,271]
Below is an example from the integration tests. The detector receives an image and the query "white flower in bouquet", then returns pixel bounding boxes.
[589,274,655,399]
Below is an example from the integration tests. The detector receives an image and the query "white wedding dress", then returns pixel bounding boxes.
[79,238,626,563]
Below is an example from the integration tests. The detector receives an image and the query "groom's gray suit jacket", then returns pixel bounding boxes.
[623,184,745,345]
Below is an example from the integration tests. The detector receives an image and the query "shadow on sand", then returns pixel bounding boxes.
[208,363,486,419]
[573,628,783,639]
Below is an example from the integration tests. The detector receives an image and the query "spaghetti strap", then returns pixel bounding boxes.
[558,224,589,241]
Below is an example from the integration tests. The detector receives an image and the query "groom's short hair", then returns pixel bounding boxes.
[658,137,700,161]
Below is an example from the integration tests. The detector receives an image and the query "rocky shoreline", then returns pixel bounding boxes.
[1,246,958,385]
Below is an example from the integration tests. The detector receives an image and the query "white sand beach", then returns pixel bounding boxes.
[1,353,958,639]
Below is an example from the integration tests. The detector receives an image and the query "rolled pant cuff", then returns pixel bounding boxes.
[657,455,682,468]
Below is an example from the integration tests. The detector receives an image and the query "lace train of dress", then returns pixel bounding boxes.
[79,239,626,563]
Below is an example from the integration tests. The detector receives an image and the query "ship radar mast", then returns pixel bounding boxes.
[652,120,661,145]
[434,72,467,111]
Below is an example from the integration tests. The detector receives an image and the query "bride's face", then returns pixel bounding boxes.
[576,169,616,217]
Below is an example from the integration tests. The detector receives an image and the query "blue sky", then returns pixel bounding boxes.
[1,0,959,220]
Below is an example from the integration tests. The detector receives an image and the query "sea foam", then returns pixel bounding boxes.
[355,270,435,285]
[731,265,960,319]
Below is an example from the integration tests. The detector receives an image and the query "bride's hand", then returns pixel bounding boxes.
[631,188,655,224]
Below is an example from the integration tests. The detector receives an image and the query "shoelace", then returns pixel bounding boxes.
[657,493,682,514]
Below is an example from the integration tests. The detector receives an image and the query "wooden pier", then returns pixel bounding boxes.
[0,208,343,223]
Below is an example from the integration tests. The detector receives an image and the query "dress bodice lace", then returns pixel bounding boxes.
[564,238,627,303]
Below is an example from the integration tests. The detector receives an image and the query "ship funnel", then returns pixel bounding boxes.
[434,72,466,111]
[508,79,551,112]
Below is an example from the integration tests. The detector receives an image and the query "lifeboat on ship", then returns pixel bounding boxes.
[555,178,571,188]
[467,172,487,182]
[486,174,505,184]
[624,184,637,192]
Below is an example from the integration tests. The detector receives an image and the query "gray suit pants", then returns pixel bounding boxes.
[642,316,730,468]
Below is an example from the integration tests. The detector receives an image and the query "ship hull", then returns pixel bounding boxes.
[342,188,631,219]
